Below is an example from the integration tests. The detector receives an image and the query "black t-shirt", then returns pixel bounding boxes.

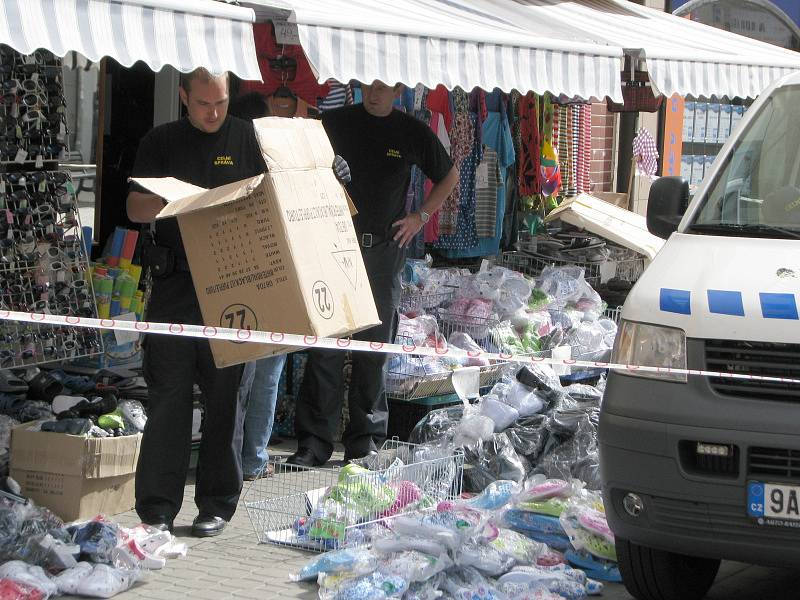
[321,105,453,236]
[130,116,266,259]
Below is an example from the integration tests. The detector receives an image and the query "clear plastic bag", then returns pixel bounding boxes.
[290,547,377,582]
[441,566,503,600]
[0,561,58,600]
[408,406,464,448]
[503,381,547,417]
[462,434,529,493]
[448,332,490,367]
[535,409,601,490]
[479,395,520,433]
[68,519,120,564]
[505,415,549,460]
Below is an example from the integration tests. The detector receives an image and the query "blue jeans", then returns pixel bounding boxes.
[239,354,288,477]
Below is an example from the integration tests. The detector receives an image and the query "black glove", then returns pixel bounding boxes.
[333,154,351,184]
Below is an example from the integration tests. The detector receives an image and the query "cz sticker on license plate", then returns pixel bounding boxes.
[748,481,800,527]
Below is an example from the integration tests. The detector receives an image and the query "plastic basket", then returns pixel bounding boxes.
[387,395,463,442]
[244,439,464,551]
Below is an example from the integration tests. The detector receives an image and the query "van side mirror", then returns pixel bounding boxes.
[647,177,689,238]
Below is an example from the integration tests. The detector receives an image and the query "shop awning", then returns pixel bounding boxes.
[243,0,800,100]
[243,0,625,102]
[0,0,262,80]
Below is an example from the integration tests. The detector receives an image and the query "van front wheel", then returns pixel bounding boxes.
[617,537,721,600]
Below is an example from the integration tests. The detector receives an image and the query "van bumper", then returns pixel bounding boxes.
[600,373,800,568]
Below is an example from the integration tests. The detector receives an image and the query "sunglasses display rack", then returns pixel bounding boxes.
[0,46,101,368]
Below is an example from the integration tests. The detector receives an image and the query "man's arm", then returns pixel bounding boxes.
[126,191,166,223]
[392,165,458,248]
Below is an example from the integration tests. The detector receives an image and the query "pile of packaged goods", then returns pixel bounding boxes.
[391,260,617,389]
[0,485,186,598]
[411,363,603,493]
[0,367,147,477]
[289,478,619,600]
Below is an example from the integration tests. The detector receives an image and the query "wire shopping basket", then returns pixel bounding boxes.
[387,312,511,401]
[244,439,464,551]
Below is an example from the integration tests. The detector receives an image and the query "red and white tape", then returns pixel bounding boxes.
[2,309,799,385]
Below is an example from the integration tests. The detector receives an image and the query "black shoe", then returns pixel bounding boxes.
[191,514,226,537]
[145,521,173,533]
[284,447,325,468]
[141,516,173,532]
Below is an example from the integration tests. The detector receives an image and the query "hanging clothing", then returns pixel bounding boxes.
[423,113,451,243]
[426,85,454,131]
[240,23,329,105]
[517,92,541,197]
[577,104,593,193]
[435,104,483,251]
[437,89,472,236]
[318,79,347,112]
[441,110,515,258]
[633,127,659,179]
[474,148,501,237]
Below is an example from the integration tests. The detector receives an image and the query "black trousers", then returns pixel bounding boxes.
[135,274,245,522]
[294,241,405,463]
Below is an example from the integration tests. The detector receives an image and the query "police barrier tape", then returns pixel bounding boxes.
[1,309,799,385]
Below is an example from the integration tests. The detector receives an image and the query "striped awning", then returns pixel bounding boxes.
[0,0,262,80]
[244,0,800,100]
[244,0,624,102]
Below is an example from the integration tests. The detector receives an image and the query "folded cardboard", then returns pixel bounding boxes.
[10,424,142,522]
[134,117,380,368]
[545,193,665,260]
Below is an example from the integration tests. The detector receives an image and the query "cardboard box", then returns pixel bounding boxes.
[10,425,142,522]
[134,118,380,368]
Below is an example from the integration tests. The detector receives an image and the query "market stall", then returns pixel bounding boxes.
[0,0,799,598]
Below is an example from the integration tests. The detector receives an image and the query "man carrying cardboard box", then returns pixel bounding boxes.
[286,80,459,467]
[126,68,268,537]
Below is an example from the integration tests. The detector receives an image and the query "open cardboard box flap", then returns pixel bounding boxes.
[129,117,376,368]
[545,193,665,261]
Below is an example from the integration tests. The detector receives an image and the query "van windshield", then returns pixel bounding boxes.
[689,85,800,239]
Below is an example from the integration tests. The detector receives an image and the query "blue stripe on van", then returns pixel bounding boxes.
[707,290,745,316]
[660,288,691,315]
[759,293,799,320]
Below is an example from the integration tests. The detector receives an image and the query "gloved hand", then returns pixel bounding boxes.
[333,155,351,184]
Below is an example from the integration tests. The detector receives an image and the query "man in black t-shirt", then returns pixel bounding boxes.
[286,80,459,467]
[127,68,267,537]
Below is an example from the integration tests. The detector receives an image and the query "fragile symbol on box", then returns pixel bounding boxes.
[331,250,359,288]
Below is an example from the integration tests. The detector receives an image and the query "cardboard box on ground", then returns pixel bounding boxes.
[10,424,142,522]
[133,118,380,368]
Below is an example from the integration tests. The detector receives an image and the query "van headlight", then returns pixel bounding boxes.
[612,320,687,383]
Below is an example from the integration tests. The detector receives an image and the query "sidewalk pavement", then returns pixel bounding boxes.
[107,443,796,600]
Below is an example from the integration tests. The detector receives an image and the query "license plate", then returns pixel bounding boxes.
[747,481,800,524]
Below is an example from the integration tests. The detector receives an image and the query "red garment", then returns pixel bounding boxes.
[518,92,541,197]
[240,23,329,106]
[426,85,453,131]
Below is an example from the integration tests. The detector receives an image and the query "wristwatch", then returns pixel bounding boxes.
[418,210,431,224]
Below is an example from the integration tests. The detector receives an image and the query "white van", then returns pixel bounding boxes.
[600,71,800,600]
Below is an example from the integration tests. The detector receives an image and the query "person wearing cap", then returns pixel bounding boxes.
[286,80,459,467]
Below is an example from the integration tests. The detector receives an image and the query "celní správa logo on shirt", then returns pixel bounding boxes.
[214,155,234,166]
[386,148,402,159]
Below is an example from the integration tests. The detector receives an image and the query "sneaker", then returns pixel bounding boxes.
[51,394,87,416]
[111,538,166,570]
[118,399,147,432]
